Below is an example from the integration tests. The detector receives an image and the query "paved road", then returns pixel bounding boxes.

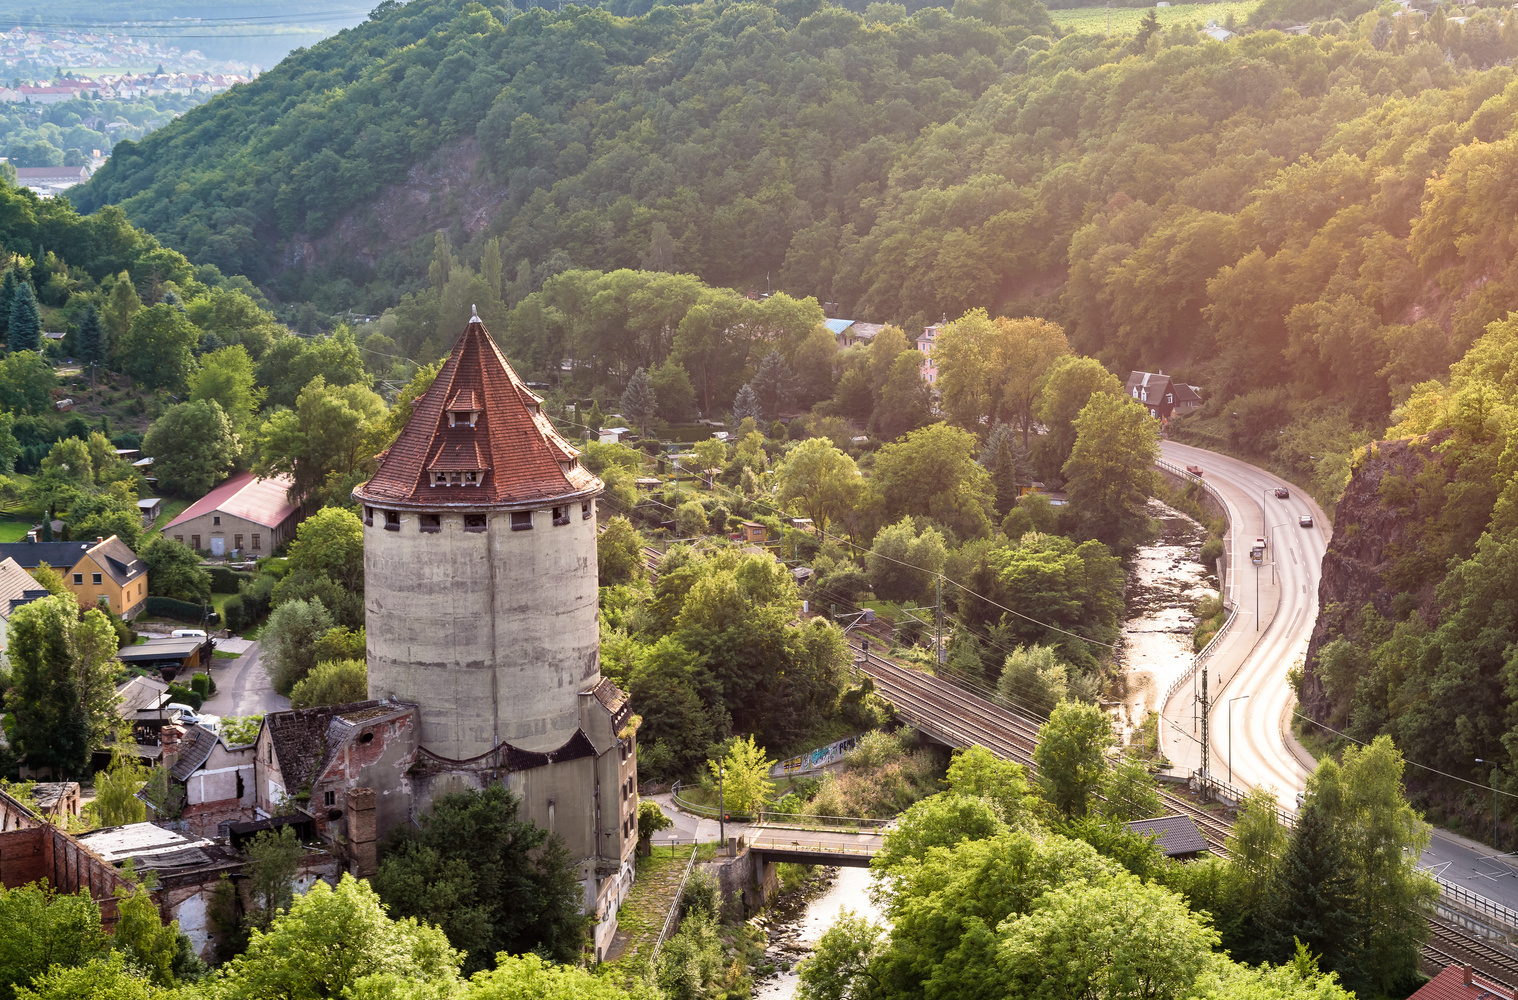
[1159,442,1518,911]
[1159,440,1325,804]
[199,640,290,718]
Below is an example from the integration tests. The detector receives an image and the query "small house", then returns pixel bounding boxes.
[1125,371,1203,422]
[137,498,162,526]
[161,470,303,557]
[598,427,632,445]
[0,536,148,618]
[734,521,767,545]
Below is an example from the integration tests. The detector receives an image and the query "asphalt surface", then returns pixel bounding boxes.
[1158,440,1326,804]
[198,640,291,718]
[1158,442,1518,911]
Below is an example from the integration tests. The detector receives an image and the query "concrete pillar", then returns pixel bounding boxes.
[347,788,377,877]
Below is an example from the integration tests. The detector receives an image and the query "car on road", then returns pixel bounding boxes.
[1299,514,1314,528]
[1274,487,1290,498]
[166,702,221,734]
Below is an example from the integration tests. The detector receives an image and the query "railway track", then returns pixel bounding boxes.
[851,638,1518,983]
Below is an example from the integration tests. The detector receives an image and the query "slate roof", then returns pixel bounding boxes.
[89,536,146,586]
[354,318,602,509]
[0,556,43,617]
[1410,965,1514,1000]
[1126,814,1208,856]
[170,725,220,782]
[163,471,300,531]
[266,700,413,788]
[0,540,91,571]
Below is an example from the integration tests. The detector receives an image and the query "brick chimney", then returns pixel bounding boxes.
[347,787,377,877]
[1463,965,1473,985]
[159,724,186,769]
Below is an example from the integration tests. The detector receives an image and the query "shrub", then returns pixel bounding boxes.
[208,566,254,594]
[166,683,202,711]
[289,659,367,709]
[145,595,208,623]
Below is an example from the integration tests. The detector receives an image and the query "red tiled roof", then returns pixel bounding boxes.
[1411,965,1514,1000]
[163,471,300,531]
[355,319,601,508]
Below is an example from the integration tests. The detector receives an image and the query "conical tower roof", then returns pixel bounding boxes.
[355,318,601,509]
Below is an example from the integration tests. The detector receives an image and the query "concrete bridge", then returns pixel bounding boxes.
[746,823,883,867]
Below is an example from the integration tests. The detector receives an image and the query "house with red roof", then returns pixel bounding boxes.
[1410,964,1514,1000]
[161,472,303,557]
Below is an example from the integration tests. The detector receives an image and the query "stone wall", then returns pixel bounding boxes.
[0,824,126,926]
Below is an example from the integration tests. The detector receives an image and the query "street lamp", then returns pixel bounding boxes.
[1477,758,1498,850]
[1228,694,1250,786]
[717,763,726,855]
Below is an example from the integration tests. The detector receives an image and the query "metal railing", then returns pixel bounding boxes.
[1161,606,1237,712]
[669,781,892,831]
[649,844,700,966]
[1431,872,1518,936]
[747,836,881,857]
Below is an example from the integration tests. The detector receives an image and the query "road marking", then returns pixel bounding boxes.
[1291,549,1297,564]
[1302,584,1306,594]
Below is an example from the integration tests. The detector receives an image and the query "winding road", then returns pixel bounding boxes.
[1157,440,1323,805]
[1158,441,1518,914]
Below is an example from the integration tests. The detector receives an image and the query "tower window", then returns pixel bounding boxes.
[324,790,336,807]
[464,514,487,532]
[511,511,533,531]
[419,514,441,533]
[213,516,221,526]
[384,511,400,531]
[582,500,592,520]
[364,507,373,526]
[552,506,570,526]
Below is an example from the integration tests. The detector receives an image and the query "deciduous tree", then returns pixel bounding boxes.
[142,399,239,496]
[1062,392,1158,552]
[117,304,200,393]
[774,437,863,538]
[6,595,120,777]
[1034,699,1115,817]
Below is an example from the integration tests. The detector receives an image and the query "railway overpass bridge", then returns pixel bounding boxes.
[746,824,883,867]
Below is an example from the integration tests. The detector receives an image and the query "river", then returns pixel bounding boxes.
[746,501,1214,996]
[751,866,882,999]
[1116,497,1217,743]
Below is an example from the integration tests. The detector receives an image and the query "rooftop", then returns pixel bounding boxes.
[355,318,602,509]
[163,471,300,532]
[1125,814,1208,857]
[1410,964,1514,1000]
[0,556,42,617]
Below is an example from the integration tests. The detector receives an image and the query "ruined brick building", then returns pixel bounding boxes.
[239,315,638,960]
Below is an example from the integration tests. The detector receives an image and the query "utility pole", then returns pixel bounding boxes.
[717,764,726,855]
[1199,666,1210,801]
[935,575,944,665]
[1478,758,1498,850]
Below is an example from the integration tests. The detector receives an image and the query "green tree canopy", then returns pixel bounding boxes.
[142,399,239,497]
[870,423,995,541]
[1062,392,1159,552]
[116,303,200,393]
[6,595,120,777]
[140,536,211,602]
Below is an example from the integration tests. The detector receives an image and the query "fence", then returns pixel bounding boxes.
[649,844,700,966]
[1155,458,1237,717]
[1432,872,1518,937]
[669,782,892,831]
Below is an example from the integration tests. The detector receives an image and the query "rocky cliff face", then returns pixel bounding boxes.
[1301,432,1448,718]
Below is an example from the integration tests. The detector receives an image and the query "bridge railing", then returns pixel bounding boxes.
[1430,871,1518,936]
[671,782,891,831]
[747,835,882,858]
[650,844,700,966]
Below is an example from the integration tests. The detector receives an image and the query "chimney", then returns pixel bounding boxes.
[25,530,36,543]
[347,787,378,877]
[159,724,186,769]
[1464,965,1474,985]
[95,536,104,543]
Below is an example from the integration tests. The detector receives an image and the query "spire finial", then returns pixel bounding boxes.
[471,304,481,323]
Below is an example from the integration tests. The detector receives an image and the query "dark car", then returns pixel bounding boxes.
[1299,514,1314,528]
[1274,487,1290,499]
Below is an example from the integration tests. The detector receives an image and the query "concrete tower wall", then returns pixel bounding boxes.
[363,502,600,756]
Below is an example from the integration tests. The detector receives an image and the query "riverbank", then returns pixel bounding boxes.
[752,865,882,999]
[1116,498,1216,741]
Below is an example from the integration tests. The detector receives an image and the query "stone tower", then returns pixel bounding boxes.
[354,316,604,758]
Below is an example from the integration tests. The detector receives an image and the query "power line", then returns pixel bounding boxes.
[1293,711,1518,800]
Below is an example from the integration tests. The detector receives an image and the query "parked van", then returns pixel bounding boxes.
[171,629,208,639]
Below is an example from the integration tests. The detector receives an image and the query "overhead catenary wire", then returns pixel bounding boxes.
[1294,711,1518,801]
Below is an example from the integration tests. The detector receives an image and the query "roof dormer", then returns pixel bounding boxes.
[446,389,481,428]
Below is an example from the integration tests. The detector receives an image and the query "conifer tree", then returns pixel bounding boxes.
[0,266,17,346]
[1267,798,1366,987]
[732,382,761,425]
[8,280,41,353]
[620,367,657,437]
[75,303,107,369]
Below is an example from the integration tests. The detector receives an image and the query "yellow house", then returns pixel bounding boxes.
[0,536,149,618]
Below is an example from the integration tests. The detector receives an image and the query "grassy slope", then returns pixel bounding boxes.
[1051,1,1261,32]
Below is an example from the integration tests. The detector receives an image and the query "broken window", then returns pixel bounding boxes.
[465,514,487,532]
[511,511,533,531]
[420,514,441,533]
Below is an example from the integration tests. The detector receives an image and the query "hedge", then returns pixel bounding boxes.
[145,595,214,624]
[208,567,254,594]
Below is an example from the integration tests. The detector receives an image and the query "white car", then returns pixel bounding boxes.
[165,702,221,733]
[171,629,208,639]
